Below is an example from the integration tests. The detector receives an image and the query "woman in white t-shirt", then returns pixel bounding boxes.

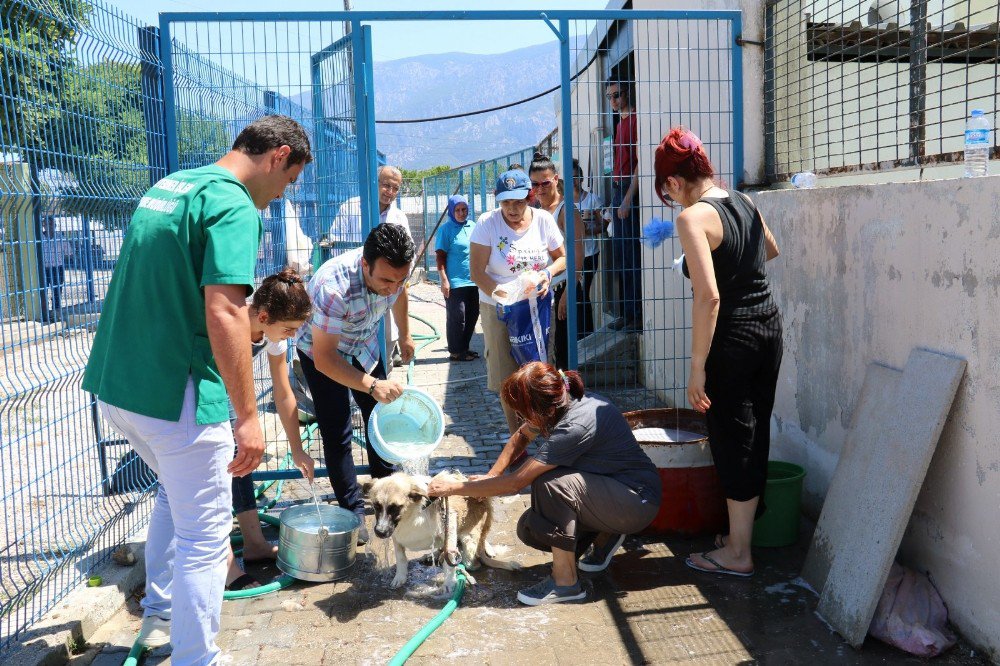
[470,169,566,434]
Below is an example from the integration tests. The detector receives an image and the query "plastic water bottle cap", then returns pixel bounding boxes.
[971,109,984,117]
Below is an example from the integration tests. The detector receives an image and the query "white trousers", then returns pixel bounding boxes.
[100,379,233,666]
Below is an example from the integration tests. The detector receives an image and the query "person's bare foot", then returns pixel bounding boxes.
[241,542,278,563]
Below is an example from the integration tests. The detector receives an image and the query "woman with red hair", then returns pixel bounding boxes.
[427,361,660,606]
[654,127,782,577]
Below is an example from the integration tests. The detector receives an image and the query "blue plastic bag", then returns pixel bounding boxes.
[496,292,552,366]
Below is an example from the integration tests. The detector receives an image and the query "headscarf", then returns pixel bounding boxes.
[446,194,470,225]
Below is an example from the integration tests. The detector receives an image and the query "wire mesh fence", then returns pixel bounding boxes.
[766,0,1000,180]
[424,15,739,414]
[1,0,162,651]
[0,4,366,652]
[561,16,739,411]
[1,5,741,652]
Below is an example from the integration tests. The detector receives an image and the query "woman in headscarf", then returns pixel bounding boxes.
[436,194,480,361]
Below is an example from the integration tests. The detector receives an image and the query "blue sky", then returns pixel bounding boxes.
[103,0,610,62]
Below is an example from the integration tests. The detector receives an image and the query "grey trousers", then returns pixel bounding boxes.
[517,468,660,553]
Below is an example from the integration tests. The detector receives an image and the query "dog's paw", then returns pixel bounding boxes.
[507,561,524,571]
[462,571,477,586]
[390,573,408,589]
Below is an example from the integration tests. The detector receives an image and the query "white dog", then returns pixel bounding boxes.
[362,471,521,592]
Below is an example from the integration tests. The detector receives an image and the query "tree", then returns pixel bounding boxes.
[399,165,451,196]
[55,60,150,222]
[0,0,91,158]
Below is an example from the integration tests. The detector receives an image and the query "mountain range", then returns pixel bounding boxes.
[368,42,562,169]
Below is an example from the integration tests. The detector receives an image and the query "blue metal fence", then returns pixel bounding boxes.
[1,4,742,652]
[1,0,163,651]
[420,147,536,275]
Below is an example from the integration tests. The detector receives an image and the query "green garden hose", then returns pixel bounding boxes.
[122,640,147,666]
[388,564,468,665]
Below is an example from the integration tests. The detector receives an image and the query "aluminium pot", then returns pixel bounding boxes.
[276,504,360,582]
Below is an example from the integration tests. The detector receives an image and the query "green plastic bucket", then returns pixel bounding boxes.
[752,461,806,548]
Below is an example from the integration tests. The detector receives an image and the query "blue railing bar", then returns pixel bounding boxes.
[558,17,577,370]
[540,13,562,41]
[157,14,179,173]
[160,10,742,22]
[250,465,369,482]
[732,13,745,187]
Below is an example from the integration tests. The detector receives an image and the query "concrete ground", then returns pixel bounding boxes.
[67,282,990,665]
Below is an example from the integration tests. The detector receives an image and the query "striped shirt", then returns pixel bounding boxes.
[295,247,401,372]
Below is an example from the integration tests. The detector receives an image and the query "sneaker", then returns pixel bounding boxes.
[138,615,170,648]
[516,576,586,606]
[578,533,626,572]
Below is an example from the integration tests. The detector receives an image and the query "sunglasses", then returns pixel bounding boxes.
[530,178,555,189]
[605,91,622,100]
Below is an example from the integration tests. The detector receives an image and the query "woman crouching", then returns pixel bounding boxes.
[427,361,661,605]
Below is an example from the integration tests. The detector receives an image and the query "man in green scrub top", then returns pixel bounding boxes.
[83,115,311,665]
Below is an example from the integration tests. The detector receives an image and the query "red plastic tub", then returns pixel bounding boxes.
[624,408,728,536]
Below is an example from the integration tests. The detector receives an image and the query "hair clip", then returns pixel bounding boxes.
[557,369,570,391]
[679,133,703,151]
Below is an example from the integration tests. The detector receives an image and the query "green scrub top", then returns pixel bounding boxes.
[82,165,262,424]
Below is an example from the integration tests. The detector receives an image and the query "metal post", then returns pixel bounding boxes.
[558,17,578,370]
[479,160,488,218]
[310,52,329,240]
[81,214,96,303]
[732,13,745,188]
[908,0,928,163]
[157,17,179,174]
[138,26,168,186]
[763,3,776,182]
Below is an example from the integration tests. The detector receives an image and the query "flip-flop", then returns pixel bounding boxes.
[225,573,262,591]
[685,552,754,578]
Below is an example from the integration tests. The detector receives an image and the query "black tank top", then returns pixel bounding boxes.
[682,191,776,317]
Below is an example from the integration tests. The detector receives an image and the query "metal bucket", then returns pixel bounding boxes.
[276,504,360,582]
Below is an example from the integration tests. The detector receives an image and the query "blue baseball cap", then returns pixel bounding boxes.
[495,169,531,201]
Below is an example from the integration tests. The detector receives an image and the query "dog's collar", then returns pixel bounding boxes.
[420,496,440,511]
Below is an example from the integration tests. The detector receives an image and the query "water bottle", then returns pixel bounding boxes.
[964,109,991,177]
[791,171,817,189]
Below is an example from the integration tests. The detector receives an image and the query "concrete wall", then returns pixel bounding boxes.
[751,176,1000,658]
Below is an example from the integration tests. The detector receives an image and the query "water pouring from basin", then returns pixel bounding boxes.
[368,387,445,465]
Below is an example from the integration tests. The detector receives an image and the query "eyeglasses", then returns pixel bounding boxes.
[530,178,555,189]
[605,91,621,100]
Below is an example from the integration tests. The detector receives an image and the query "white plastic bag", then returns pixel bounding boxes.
[284,199,313,275]
[869,562,956,657]
[491,270,544,306]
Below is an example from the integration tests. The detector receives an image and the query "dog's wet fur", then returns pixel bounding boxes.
[362,470,521,592]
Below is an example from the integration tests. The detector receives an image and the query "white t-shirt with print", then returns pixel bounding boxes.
[470,207,564,306]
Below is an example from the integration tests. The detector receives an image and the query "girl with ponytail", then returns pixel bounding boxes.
[654,126,782,578]
[428,361,661,606]
[224,268,315,591]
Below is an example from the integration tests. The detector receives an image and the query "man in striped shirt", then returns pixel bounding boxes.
[296,223,415,543]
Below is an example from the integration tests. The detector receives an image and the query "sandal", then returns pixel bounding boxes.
[225,573,262,591]
[685,552,753,578]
